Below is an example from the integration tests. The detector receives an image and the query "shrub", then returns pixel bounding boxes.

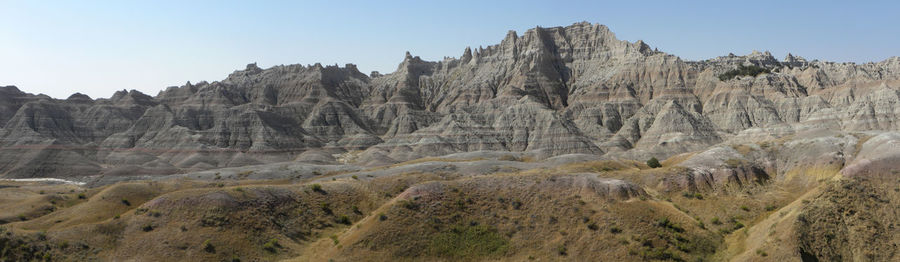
[310,184,324,193]
[351,175,359,180]
[587,223,599,231]
[656,217,684,233]
[765,204,777,211]
[511,199,523,210]
[399,200,419,210]
[718,65,771,81]
[142,224,154,232]
[321,203,332,214]
[203,239,215,253]
[263,239,278,253]
[337,215,351,225]
[330,235,339,245]
[610,226,622,234]
[77,193,86,199]
[646,157,662,168]
[121,198,131,206]
[378,213,388,221]
[557,245,568,256]
[740,205,750,211]
[711,217,722,225]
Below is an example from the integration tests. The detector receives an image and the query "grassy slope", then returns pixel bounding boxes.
[0,138,870,261]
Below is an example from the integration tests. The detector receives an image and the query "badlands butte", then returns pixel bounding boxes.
[1,21,900,261]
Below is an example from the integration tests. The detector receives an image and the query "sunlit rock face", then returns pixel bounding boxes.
[2,22,900,178]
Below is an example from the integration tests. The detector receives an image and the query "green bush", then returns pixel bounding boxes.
[121,198,131,206]
[310,184,324,193]
[203,239,215,253]
[337,215,351,225]
[610,226,622,234]
[399,200,419,210]
[557,245,568,256]
[263,239,279,253]
[718,65,771,81]
[647,157,662,168]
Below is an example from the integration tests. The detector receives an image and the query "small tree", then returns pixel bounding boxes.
[647,157,662,168]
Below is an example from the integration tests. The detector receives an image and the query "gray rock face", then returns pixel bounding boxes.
[3,22,900,178]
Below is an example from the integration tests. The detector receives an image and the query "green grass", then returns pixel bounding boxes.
[718,65,771,81]
[427,224,509,258]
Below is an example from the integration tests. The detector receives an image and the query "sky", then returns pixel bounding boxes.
[2,0,899,99]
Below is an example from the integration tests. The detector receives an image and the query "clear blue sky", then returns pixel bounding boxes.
[2,0,899,99]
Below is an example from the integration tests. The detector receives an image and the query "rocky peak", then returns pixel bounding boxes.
[245,62,262,72]
[0,85,23,95]
[66,93,93,103]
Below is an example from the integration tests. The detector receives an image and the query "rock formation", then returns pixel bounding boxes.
[2,21,900,178]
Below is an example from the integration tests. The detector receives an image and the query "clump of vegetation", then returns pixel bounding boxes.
[330,235,339,245]
[337,215,351,225]
[321,203,332,214]
[740,205,750,211]
[142,224,154,232]
[711,217,722,225]
[427,224,509,258]
[77,193,86,199]
[756,249,768,257]
[610,226,622,234]
[656,217,685,233]
[197,239,213,253]
[399,200,419,210]
[310,184,324,193]
[765,204,777,211]
[647,157,662,168]
[121,198,131,206]
[511,199,523,210]
[378,213,388,221]
[557,245,568,256]
[262,239,279,253]
[682,192,704,200]
[587,223,599,231]
[718,65,771,81]
[351,175,359,180]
